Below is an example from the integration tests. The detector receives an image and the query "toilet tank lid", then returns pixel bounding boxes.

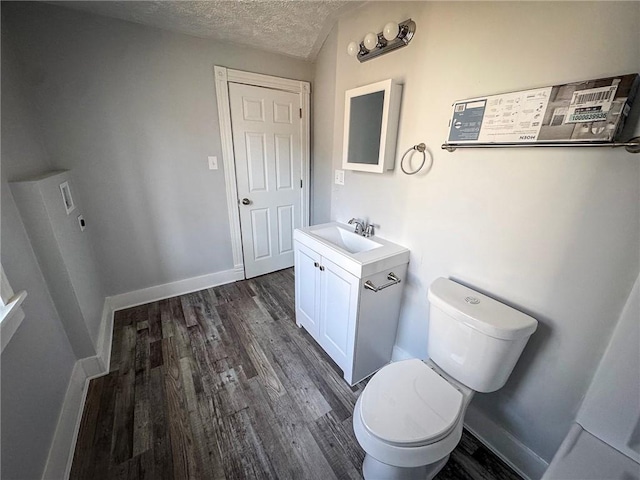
[428,278,538,340]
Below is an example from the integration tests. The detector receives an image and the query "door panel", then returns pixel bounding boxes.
[245,133,268,192]
[277,205,294,254]
[294,243,320,338]
[250,208,271,260]
[319,259,359,371]
[273,102,292,124]
[242,97,265,121]
[275,134,293,190]
[230,83,302,278]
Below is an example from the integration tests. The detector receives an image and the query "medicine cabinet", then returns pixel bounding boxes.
[342,79,402,173]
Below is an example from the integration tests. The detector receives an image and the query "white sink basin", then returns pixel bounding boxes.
[294,222,409,278]
[310,225,382,253]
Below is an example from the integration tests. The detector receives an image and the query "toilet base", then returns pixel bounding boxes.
[362,453,450,480]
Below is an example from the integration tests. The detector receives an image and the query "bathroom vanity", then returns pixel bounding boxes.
[293,222,409,385]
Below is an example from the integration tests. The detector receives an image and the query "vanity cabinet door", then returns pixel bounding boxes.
[294,242,321,338]
[318,258,359,377]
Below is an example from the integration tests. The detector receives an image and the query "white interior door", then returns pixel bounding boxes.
[229,83,302,279]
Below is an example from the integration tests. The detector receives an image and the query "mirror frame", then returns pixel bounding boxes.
[342,79,402,173]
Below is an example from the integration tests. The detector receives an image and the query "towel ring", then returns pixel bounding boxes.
[400,143,427,175]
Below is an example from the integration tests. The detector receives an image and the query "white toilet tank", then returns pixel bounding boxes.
[427,278,538,393]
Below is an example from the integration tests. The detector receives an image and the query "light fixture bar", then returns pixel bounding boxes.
[357,19,416,63]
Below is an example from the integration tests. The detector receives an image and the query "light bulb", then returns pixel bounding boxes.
[347,41,359,57]
[383,22,399,41]
[363,32,378,51]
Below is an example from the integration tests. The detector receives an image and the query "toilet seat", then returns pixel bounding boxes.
[360,359,464,447]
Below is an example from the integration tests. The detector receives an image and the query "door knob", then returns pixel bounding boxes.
[241,198,251,205]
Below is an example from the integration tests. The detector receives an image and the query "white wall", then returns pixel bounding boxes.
[1,29,78,480]
[314,0,640,474]
[576,274,640,462]
[3,2,314,295]
[11,171,105,358]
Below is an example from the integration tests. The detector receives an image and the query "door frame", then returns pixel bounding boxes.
[214,65,311,278]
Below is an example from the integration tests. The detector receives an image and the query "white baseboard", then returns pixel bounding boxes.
[41,361,90,480]
[42,297,114,480]
[96,299,114,375]
[464,403,548,480]
[81,301,114,378]
[109,267,244,311]
[391,344,413,362]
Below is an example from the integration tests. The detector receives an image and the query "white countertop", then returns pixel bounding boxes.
[294,222,409,278]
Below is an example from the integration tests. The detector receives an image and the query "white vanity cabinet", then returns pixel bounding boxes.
[293,223,409,386]
[295,243,360,375]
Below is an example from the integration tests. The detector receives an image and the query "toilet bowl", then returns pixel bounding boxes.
[353,278,538,479]
[353,359,474,480]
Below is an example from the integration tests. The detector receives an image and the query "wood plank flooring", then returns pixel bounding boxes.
[71,268,522,480]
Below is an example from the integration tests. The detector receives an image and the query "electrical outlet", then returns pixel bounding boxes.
[334,169,345,185]
[77,215,86,232]
[208,156,218,170]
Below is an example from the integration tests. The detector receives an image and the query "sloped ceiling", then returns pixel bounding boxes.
[49,1,361,61]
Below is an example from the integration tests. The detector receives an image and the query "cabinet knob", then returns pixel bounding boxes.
[314,262,320,268]
[319,265,325,271]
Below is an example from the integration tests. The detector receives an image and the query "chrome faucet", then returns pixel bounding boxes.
[348,218,365,236]
[348,218,375,237]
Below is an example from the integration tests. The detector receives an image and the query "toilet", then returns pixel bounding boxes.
[353,277,538,480]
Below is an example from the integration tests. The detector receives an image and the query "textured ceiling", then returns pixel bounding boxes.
[50,1,361,61]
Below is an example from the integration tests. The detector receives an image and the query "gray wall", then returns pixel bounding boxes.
[3,2,313,296]
[1,3,314,477]
[312,25,338,224]
[314,0,640,472]
[1,29,77,480]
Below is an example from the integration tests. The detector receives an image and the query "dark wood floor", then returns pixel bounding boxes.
[71,268,521,480]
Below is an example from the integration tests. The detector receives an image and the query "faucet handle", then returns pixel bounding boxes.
[347,218,364,235]
[364,224,375,237]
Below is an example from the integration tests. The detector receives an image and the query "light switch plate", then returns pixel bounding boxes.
[334,169,345,185]
[77,215,86,232]
[208,156,218,170]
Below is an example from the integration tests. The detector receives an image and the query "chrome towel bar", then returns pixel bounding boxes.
[441,136,640,154]
[364,272,401,292]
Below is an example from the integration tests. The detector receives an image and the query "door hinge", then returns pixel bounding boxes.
[299,108,302,119]
[300,179,303,188]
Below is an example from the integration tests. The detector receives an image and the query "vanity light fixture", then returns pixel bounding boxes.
[347,19,416,63]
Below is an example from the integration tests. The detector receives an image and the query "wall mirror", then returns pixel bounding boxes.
[342,79,402,173]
